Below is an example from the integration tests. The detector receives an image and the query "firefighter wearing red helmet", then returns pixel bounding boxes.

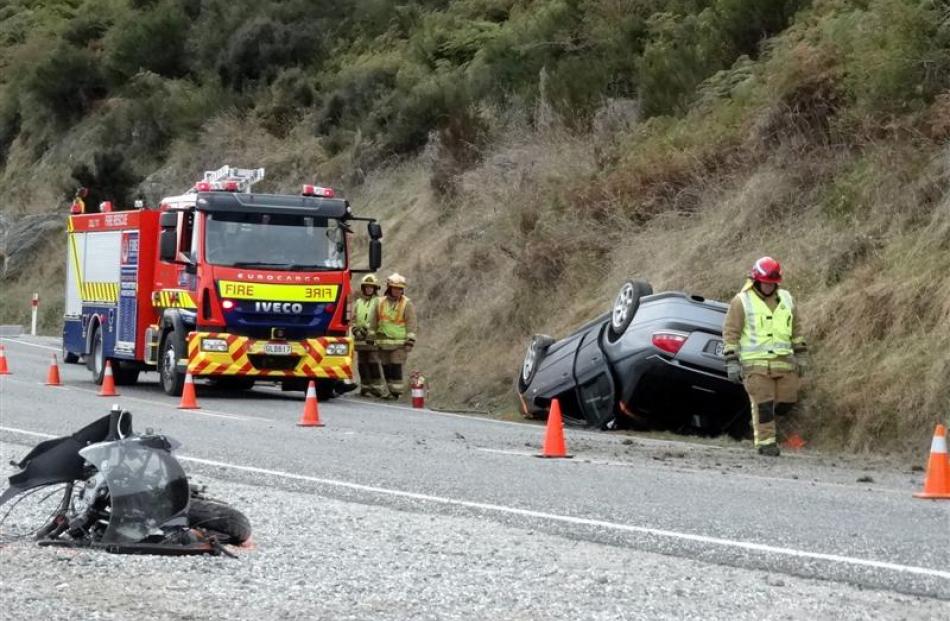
[722,257,808,456]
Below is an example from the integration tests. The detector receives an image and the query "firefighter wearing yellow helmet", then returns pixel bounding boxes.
[370,273,417,399]
[350,274,386,397]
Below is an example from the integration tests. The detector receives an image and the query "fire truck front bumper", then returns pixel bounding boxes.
[186,332,353,379]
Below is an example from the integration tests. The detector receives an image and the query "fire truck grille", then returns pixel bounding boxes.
[247,354,301,371]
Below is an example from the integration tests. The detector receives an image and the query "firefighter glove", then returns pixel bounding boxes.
[353,327,367,339]
[405,338,415,351]
[725,354,742,383]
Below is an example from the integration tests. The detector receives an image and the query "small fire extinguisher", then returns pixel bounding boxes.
[410,371,426,409]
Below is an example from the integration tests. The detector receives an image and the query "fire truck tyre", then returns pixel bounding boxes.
[211,377,255,391]
[62,343,80,364]
[317,383,336,401]
[607,280,654,343]
[88,326,106,385]
[113,365,140,386]
[160,335,185,397]
[187,499,252,545]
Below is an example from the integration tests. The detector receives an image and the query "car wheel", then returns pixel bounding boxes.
[519,334,554,391]
[160,333,185,397]
[607,280,653,342]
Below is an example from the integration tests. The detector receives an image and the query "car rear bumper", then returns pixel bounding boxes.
[615,352,746,423]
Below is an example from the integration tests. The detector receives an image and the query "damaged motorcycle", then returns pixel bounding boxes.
[0,406,250,556]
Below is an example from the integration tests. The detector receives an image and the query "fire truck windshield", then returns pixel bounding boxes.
[204,212,346,270]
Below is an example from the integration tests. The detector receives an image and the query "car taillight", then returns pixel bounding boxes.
[222,299,235,310]
[652,332,687,354]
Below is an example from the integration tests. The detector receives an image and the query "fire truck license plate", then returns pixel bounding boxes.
[264,343,292,355]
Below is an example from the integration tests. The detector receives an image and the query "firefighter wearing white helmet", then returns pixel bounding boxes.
[351,274,386,397]
[370,273,417,399]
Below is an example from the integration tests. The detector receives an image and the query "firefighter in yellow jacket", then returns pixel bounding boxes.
[370,273,417,399]
[351,274,386,397]
[722,257,808,456]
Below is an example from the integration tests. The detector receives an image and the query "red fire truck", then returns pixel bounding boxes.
[62,165,383,397]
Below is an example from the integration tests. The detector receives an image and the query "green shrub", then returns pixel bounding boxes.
[104,1,191,81]
[216,16,318,89]
[67,150,143,211]
[22,42,106,124]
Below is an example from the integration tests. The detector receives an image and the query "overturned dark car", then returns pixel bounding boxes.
[517,280,749,437]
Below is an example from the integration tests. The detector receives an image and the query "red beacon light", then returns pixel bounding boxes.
[194,181,213,192]
[221,180,240,192]
[302,184,335,198]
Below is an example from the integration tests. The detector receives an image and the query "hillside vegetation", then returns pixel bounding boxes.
[1,0,949,452]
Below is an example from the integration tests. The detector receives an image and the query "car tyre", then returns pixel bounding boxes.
[607,280,653,342]
[519,334,554,392]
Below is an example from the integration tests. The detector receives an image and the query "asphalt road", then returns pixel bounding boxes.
[1,335,948,619]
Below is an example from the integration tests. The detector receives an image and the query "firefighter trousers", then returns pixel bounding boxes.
[378,346,409,398]
[743,368,800,447]
[355,347,386,397]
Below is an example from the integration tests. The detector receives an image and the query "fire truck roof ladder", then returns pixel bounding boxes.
[201,165,265,193]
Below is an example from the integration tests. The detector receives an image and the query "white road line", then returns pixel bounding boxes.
[0,376,266,422]
[1,424,946,583]
[0,338,59,351]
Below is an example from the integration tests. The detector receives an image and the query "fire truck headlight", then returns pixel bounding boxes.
[201,338,229,353]
[326,343,349,356]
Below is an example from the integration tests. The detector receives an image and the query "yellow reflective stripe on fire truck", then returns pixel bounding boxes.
[151,289,198,309]
[80,282,119,303]
[186,332,352,379]
[67,233,84,297]
[217,281,339,303]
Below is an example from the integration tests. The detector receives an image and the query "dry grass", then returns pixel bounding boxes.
[2,97,949,455]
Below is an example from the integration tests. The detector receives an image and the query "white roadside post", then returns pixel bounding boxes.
[30,293,39,336]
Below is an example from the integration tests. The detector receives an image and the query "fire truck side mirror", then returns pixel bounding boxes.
[159,229,177,262]
[369,239,382,271]
[367,222,383,240]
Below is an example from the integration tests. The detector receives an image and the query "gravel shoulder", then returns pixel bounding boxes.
[0,442,943,621]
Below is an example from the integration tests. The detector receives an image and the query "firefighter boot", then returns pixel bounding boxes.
[357,360,373,396]
[384,364,405,400]
[366,361,388,398]
[752,400,779,456]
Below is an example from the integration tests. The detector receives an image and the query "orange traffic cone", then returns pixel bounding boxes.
[0,344,10,375]
[297,381,325,427]
[177,373,200,409]
[914,424,950,500]
[98,360,119,397]
[45,353,62,386]
[537,398,572,458]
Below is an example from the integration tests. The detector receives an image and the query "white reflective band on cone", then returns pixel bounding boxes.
[307,384,317,398]
[932,434,947,454]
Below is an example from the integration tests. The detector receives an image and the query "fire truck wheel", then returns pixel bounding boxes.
[317,383,336,401]
[62,343,80,364]
[113,365,140,386]
[160,334,185,396]
[210,377,255,391]
[89,326,106,385]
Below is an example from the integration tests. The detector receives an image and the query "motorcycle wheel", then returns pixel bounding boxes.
[187,498,252,545]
